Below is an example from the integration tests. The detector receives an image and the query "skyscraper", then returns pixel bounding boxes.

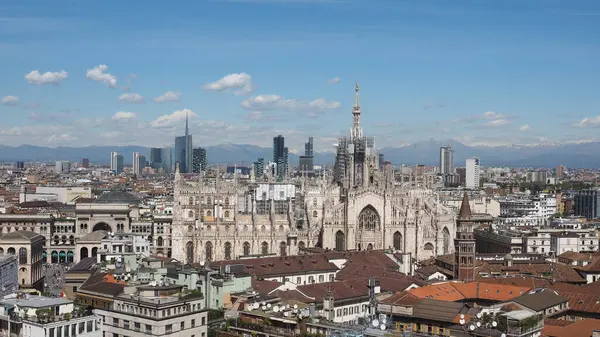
[273,135,288,178]
[253,157,264,179]
[161,147,172,174]
[55,161,71,174]
[440,146,455,186]
[192,147,207,173]
[150,148,162,169]
[110,152,124,174]
[174,112,193,173]
[378,153,385,171]
[81,158,90,168]
[439,146,454,175]
[133,152,145,176]
[556,165,565,181]
[299,136,314,176]
[465,157,480,189]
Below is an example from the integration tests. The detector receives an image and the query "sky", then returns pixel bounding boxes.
[0,0,599,153]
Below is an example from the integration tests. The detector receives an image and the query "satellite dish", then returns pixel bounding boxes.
[273,306,279,313]
[262,302,266,306]
[267,303,272,309]
[284,312,290,317]
[382,318,387,324]
[492,321,498,328]
[380,324,386,330]
[293,304,298,309]
[372,319,379,327]
[200,261,206,267]
[477,312,482,319]
[262,306,266,311]
[459,319,465,325]
[460,314,465,319]
[469,325,475,331]
[476,322,482,328]
[501,334,506,337]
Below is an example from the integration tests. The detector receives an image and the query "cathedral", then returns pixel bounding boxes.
[171,84,456,264]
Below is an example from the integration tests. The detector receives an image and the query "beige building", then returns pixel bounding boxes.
[0,231,44,291]
[171,85,456,264]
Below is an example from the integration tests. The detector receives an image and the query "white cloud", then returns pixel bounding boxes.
[48,133,77,144]
[1,95,19,106]
[483,111,506,119]
[203,73,253,95]
[86,65,117,88]
[486,118,510,127]
[519,124,531,131]
[241,94,341,117]
[328,77,340,84]
[574,116,600,128]
[153,91,182,103]
[151,109,197,128]
[119,92,144,103]
[112,111,137,121]
[24,70,68,85]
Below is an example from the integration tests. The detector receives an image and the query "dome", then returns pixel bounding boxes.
[504,253,514,260]
[95,190,141,205]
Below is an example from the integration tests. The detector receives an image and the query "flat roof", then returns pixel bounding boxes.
[0,296,72,308]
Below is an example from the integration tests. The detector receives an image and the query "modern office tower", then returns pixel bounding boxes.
[440,146,454,186]
[133,152,145,176]
[556,165,566,181]
[192,147,207,173]
[161,147,172,173]
[253,157,264,179]
[273,135,288,178]
[55,161,71,174]
[110,152,124,174]
[439,146,454,175]
[378,153,385,170]
[299,136,315,176]
[575,188,600,219]
[15,161,24,169]
[465,157,480,189]
[150,147,162,169]
[174,112,193,173]
[81,158,90,168]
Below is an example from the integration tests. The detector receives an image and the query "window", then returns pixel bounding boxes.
[202,317,206,325]
[166,324,173,333]
[181,322,185,330]
[191,319,196,327]
[18,247,27,264]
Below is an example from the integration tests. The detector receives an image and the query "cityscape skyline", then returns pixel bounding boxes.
[0,1,599,153]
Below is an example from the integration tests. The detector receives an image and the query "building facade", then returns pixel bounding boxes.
[465,157,480,189]
[171,84,456,263]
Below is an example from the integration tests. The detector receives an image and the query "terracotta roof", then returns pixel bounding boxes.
[336,263,425,287]
[558,251,600,262]
[542,318,600,337]
[478,277,552,289]
[380,291,422,306]
[321,250,399,269]
[408,281,530,302]
[477,261,586,284]
[209,255,339,278]
[18,200,53,208]
[559,292,600,314]
[78,273,126,297]
[251,277,282,295]
[575,258,600,273]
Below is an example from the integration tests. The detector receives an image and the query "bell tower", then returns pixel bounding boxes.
[454,192,476,281]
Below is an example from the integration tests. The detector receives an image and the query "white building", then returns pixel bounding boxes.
[550,232,600,254]
[465,157,480,189]
[95,284,207,337]
[19,186,92,204]
[0,295,102,337]
[55,161,71,174]
[133,152,145,176]
[98,233,152,262]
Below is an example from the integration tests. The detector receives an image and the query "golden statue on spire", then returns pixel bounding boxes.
[355,82,359,92]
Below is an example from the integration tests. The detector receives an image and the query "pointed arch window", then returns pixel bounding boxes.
[393,231,403,251]
[224,242,232,260]
[243,242,250,256]
[205,241,213,262]
[261,242,269,255]
[335,231,345,251]
[358,206,380,231]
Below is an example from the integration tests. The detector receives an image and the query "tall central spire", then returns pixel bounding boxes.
[351,82,363,140]
[185,110,189,137]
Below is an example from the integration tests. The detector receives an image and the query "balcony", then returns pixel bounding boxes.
[498,312,543,337]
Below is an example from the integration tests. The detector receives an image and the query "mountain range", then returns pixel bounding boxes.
[0,139,598,168]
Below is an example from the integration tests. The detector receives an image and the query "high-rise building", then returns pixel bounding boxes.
[150,147,162,169]
[81,158,90,168]
[161,147,172,174]
[174,112,193,173]
[465,157,480,189]
[55,161,71,174]
[439,146,454,175]
[15,161,24,170]
[110,152,124,174]
[299,137,314,176]
[133,152,145,176]
[273,135,288,178]
[556,165,566,181]
[378,153,385,170]
[192,147,207,174]
[253,157,264,179]
[574,188,600,219]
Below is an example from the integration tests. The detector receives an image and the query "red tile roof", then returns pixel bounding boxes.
[542,318,600,337]
[408,281,530,302]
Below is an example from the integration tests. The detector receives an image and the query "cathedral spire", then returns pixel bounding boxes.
[185,110,189,137]
[351,83,363,140]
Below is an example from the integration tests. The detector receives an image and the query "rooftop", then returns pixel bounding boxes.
[0,295,71,308]
[95,190,141,204]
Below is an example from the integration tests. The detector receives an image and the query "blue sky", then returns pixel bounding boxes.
[0,0,599,152]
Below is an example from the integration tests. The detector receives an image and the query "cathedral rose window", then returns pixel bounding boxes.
[358,206,380,231]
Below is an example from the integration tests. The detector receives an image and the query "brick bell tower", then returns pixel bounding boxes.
[454,191,476,281]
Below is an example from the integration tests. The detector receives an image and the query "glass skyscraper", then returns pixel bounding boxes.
[174,112,193,173]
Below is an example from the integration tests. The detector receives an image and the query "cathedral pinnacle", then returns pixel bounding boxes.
[351,82,363,140]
